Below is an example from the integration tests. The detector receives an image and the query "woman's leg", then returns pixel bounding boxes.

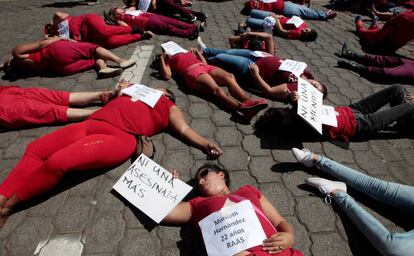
[203,48,255,59]
[155,0,193,17]
[250,9,274,19]
[204,50,253,76]
[84,14,132,40]
[208,67,251,102]
[246,17,266,30]
[315,156,414,213]
[94,47,125,64]
[146,14,197,38]
[194,73,241,110]
[283,1,327,20]
[103,34,142,49]
[334,191,414,256]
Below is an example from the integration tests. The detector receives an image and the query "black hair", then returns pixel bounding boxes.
[254,107,302,135]
[195,164,230,187]
[165,88,176,103]
[299,30,318,42]
[248,38,264,51]
[319,82,328,99]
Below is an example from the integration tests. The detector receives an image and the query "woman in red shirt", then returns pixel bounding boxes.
[255,85,414,142]
[162,164,303,256]
[159,48,268,122]
[0,80,222,228]
[2,36,136,79]
[108,7,202,40]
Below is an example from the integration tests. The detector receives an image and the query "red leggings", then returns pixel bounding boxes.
[43,41,98,75]
[0,86,69,128]
[81,14,140,49]
[363,55,414,81]
[0,119,136,201]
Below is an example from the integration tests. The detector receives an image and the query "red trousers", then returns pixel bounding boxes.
[0,86,69,128]
[43,41,98,75]
[80,14,141,49]
[150,0,193,16]
[146,13,197,38]
[362,55,414,81]
[0,119,136,200]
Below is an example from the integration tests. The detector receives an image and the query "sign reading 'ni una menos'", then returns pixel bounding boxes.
[297,77,323,134]
[113,154,192,223]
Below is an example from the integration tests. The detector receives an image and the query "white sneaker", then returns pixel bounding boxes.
[305,177,347,205]
[119,59,136,69]
[292,148,314,167]
[197,36,207,51]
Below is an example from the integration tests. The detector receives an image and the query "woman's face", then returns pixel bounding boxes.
[307,79,323,93]
[196,170,228,197]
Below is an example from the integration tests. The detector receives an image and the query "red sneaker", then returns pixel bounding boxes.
[239,99,268,110]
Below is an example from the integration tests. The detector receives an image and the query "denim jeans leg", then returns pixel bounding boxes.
[250,9,273,19]
[315,156,414,213]
[246,17,266,29]
[283,1,327,20]
[208,53,253,75]
[334,192,414,256]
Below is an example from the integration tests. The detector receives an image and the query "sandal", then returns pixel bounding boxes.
[133,135,156,160]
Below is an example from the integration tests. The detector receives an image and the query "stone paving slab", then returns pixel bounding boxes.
[0,0,413,255]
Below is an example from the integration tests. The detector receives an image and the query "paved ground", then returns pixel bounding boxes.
[0,0,413,255]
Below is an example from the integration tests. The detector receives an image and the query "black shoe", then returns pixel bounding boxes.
[340,42,362,60]
[194,12,208,22]
[198,21,206,33]
[337,59,368,72]
[185,14,197,23]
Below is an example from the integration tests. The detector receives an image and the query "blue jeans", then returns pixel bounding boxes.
[246,9,273,30]
[203,48,258,75]
[283,1,327,20]
[315,156,414,256]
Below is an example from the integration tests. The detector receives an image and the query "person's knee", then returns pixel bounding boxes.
[225,72,236,82]
[43,156,66,177]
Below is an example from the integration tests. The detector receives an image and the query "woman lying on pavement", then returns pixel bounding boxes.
[228,31,276,55]
[2,36,136,79]
[124,0,207,23]
[45,11,147,49]
[162,164,304,256]
[159,47,268,122]
[255,85,414,142]
[0,85,116,129]
[292,148,414,256]
[337,42,414,84]
[245,10,318,41]
[0,80,222,228]
[107,7,204,40]
[197,38,327,103]
[243,0,337,21]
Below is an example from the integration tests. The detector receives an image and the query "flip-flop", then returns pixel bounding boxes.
[134,135,156,160]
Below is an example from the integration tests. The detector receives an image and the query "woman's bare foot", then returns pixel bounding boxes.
[0,194,20,228]
[99,90,117,104]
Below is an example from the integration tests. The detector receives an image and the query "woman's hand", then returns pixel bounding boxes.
[189,48,200,55]
[205,142,222,159]
[289,91,300,103]
[249,63,260,77]
[100,89,117,104]
[262,232,294,254]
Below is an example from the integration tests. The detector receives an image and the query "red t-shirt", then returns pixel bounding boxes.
[67,15,83,41]
[167,52,202,77]
[189,185,303,256]
[323,106,357,142]
[255,56,314,86]
[381,10,414,51]
[119,13,152,31]
[279,16,308,39]
[89,95,174,136]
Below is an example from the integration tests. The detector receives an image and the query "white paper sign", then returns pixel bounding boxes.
[57,19,70,39]
[113,154,192,223]
[286,16,304,28]
[199,200,267,256]
[261,0,277,3]
[161,41,188,56]
[321,105,338,127]
[138,0,151,12]
[126,10,144,16]
[121,84,163,108]
[250,51,272,58]
[279,59,307,78]
[297,77,323,134]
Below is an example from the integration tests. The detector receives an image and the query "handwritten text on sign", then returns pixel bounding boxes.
[113,154,192,223]
[297,77,323,134]
[121,84,163,108]
[279,59,307,78]
[199,200,267,256]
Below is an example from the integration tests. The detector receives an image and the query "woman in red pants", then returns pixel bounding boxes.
[0,85,116,129]
[45,11,151,49]
[0,80,222,228]
[108,7,203,40]
[125,0,207,23]
[2,36,135,79]
[354,10,414,52]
